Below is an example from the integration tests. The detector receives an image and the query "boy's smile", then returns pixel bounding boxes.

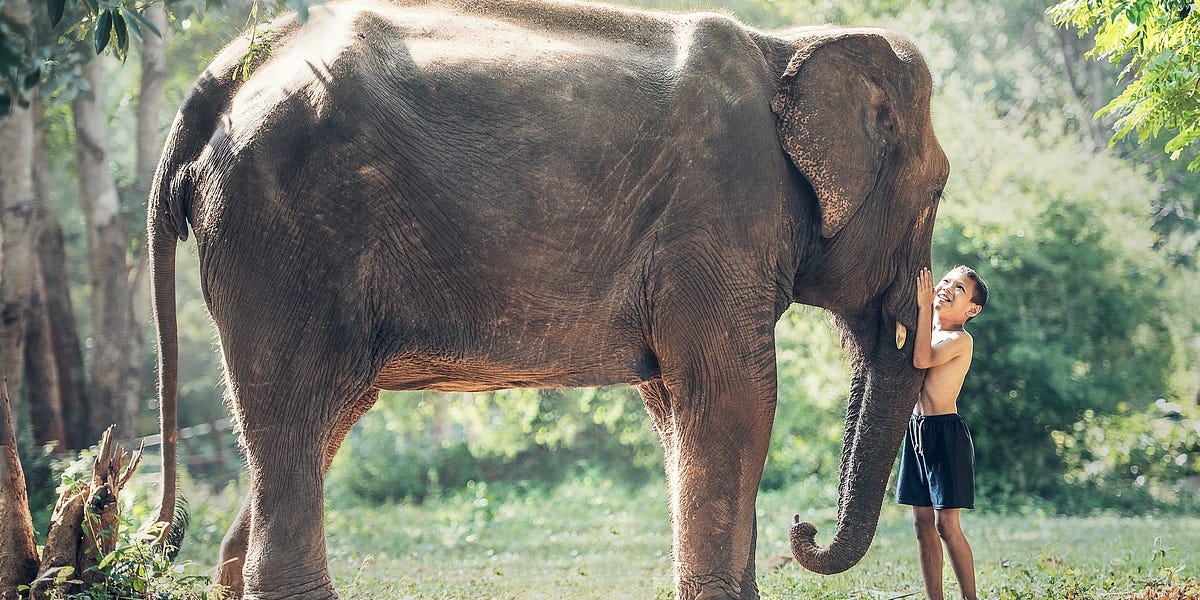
[933,270,981,324]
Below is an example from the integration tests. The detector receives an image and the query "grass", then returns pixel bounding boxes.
[169,476,1200,599]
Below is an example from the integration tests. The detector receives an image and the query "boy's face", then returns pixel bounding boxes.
[933,269,982,322]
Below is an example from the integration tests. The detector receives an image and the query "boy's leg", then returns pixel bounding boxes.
[933,508,977,600]
[913,506,944,600]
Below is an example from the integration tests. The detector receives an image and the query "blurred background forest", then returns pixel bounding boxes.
[1,0,1199,537]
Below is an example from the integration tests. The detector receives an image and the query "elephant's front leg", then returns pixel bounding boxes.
[659,372,777,600]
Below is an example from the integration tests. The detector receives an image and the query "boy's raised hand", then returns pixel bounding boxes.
[916,267,934,310]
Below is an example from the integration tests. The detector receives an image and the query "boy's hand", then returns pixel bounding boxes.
[916,267,934,310]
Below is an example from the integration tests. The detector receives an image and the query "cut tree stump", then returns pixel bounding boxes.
[0,377,146,599]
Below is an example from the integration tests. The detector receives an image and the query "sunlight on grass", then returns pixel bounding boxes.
[170,476,1200,599]
[323,479,675,599]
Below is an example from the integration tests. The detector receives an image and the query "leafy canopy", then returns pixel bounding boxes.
[1049,0,1200,170]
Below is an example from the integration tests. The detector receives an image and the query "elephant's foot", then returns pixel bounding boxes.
[241,577,337,600]
[680,575,758,600]
[216,555,245,598]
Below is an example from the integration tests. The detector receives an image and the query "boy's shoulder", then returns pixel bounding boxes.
[934,327,973,342]
[932,327,974,356]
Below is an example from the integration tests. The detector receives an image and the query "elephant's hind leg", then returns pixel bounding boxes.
[221,344,379,600]
[217,389,380,598]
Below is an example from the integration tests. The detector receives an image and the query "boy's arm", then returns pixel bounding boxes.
[912,268,972,369]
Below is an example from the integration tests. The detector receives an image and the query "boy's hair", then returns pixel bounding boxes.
[953,265,988,319]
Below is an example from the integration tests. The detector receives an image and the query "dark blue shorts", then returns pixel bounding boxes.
[896,413,975,510]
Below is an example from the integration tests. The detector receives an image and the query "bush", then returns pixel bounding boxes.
[763,307,849,493]
[324,388,662,506]
[1051,401,1200,514]
[13,448,228,599]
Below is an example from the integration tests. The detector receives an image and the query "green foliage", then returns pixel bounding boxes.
[73,4,162,59]
[762,306,848,492]
[230,1,272,81]
[19,451,229,599]
[74,531,224,600]
[0,6,43,113]
[0,0,158,114]
[1053,401,1200,513]
[1049,0,1200,170]
[321,305,851,505]
[324,388,663,506]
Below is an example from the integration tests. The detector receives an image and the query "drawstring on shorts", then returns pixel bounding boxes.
[911,414,929,476]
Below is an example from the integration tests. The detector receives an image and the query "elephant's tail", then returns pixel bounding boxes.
[146,146,182,546]
[145,57,244,546]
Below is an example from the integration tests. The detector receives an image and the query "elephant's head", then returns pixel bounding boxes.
[770,29,948,574]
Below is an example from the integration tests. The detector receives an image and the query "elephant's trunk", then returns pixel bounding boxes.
[790,313,920,575]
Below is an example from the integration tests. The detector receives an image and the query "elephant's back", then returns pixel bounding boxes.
[189,0,689,233]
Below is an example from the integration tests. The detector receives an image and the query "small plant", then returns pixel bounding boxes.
[70,524,227,600]
[232,1,277,82]
[1,389,224,600]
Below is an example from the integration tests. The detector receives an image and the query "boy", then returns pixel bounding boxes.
[897,265,988,600]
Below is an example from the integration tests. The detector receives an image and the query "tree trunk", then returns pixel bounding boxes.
[0,380,39,599]
[73,58,141,441]
[31,427,144,599]
[30,486,85,599]
[23,265,67,451]
[33,99,90,450]
[25,101,69,452]
[136,3,169,190]
[122,4,171,428]
[35,203,90,450]
[1,82,44,409]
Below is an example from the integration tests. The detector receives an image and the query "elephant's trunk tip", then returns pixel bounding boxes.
[791,514,818,543]
[789,515,854,576]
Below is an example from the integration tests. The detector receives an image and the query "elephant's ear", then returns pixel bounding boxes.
[771,33,900,238]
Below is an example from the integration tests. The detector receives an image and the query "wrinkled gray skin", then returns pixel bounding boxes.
[147,1,948,598]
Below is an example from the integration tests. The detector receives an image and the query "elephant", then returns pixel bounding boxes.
[145,0,948,598]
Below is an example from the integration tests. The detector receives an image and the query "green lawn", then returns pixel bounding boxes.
[174,478,1200,599]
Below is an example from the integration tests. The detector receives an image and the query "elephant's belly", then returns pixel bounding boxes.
[371,355,638,392]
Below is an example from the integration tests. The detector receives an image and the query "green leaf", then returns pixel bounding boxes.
[113,11,128,55]
[47,0,66,27]
[1163,125,1199,153]
[97,551,116,570]
[94,9,113,54]
[122,8,144,44]
[122,8,161,39]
